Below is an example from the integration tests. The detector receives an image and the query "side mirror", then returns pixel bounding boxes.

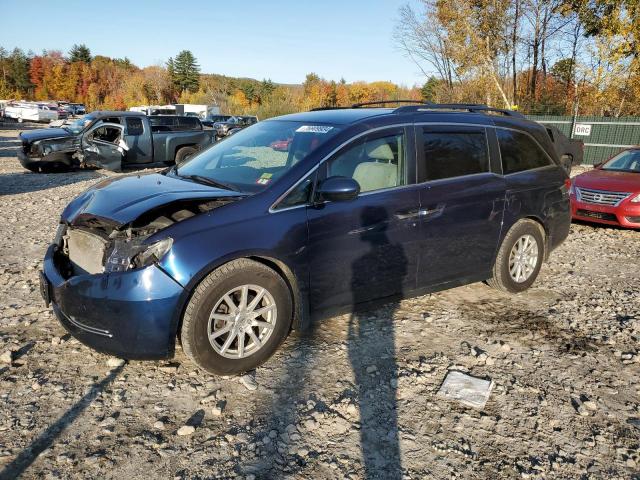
[317,176,360,202]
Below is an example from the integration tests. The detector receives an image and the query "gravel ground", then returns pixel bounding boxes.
[0,124,639,479]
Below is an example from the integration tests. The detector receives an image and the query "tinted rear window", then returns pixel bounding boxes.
[177,116,201,130]
[423,130,489,181]
[497,129,552,174]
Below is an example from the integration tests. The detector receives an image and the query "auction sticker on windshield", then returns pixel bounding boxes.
[256,173,273,185]
[295,125,334,133]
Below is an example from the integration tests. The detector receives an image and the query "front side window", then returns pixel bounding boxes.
[423,129,489,181]
[91,126,121,144]
[327,131,406,193]
[174,120,341,193]
[497,129,552,174]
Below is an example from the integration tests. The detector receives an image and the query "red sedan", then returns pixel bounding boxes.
[571,148,640,228]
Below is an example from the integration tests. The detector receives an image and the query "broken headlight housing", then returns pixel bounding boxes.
[53,223,67,247]
[104,237,173,273]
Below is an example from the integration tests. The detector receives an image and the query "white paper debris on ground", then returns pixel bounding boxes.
[437,371,494,409]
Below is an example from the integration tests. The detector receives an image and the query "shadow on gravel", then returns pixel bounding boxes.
[0,364,125,480]
[467,301,601,353]
[241,206,404,479]
[0,170,105,195]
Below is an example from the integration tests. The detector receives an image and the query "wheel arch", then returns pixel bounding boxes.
[170,253,306,353]
[519,215,550,260]
[174,143,198,160]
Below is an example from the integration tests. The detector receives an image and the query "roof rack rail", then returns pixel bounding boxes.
[394,103,524,118]
[351,100,424,108]
[309,100,524,118]
[311,99,424,111]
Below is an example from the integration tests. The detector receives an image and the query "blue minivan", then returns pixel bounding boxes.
[41,103,571,375]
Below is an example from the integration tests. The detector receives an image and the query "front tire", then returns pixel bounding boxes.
[487,219,545,293]
[181,259,293,376]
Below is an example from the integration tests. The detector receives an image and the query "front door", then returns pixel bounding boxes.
[81,123,125,171]
[416,125,506,287]
[306,126,422,312]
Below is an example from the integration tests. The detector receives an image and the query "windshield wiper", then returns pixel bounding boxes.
[181,174,239,192]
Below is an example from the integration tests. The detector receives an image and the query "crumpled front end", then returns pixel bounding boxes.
[18,135,80,171]
[43,242,184,359]
[42,197,237,359]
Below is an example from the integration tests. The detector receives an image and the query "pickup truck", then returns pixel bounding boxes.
[18,111,215,172]
[213,115,258,139]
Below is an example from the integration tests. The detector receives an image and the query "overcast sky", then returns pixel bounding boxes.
[0,0,426,86]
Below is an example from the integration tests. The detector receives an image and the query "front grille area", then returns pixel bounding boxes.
[66,228,108,275]
[576,209,618,222]
[577,187,630,206]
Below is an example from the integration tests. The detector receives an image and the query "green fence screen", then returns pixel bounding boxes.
[526,115,640,165]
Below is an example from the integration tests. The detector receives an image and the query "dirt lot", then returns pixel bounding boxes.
[0,124,638,479]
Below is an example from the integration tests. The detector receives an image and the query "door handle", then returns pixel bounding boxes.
[419,204,445,218]
[394,210,420,220]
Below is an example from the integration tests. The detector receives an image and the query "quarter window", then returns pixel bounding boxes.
[327,132,406,193]
[423,130,489,181]
[275,176,314,210]
[126,117,144,135]
[497,129,552,174]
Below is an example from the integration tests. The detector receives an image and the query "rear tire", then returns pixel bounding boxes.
[175,146,197,164]
[181,259,293,376]
[487,219,545,293]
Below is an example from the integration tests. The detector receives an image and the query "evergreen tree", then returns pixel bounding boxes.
[421,77,440,103]
[8,48,32,93]
[68,44,92,63]
[170,50,200,93]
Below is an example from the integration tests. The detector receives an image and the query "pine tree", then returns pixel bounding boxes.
[171,50,200,93]
[8,48,32,93]
[69,44,92,63]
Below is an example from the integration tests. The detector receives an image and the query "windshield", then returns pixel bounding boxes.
[602,150,640,173]
[65,113,97,134]
[174,120,341,193]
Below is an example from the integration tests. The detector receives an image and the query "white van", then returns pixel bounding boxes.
[4,102,59,123]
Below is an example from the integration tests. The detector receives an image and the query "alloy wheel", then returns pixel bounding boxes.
[508,234,539,283]
[207,284,277,359]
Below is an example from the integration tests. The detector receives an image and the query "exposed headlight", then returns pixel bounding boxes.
[631,193,640,203]
[104,238,173,272]
[53,223,67,246]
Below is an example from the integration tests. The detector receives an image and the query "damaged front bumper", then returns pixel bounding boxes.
[41,244,185,359]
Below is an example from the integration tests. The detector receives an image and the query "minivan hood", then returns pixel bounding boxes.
[61,172,246,226]
[20,128,73,144]
[574,168,640,193]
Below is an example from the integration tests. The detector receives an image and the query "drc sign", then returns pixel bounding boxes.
[574,123,592,136]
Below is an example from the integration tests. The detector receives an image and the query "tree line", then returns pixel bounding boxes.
[5,0,637,122]
[0,44,420,119]
[395,0,640,116]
